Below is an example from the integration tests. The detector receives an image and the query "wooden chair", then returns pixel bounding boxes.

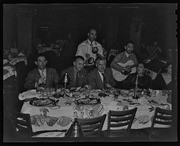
[149,107,172,140]
[7,107,67,139]
[106,107,137,137]
[77,114,106,137]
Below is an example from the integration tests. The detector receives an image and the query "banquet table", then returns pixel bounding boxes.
[19,88,172,138]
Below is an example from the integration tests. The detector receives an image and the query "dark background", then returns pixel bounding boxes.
[3,3,177,59]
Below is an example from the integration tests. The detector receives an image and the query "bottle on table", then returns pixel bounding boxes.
[133,74,139,99]
[65,118,84,137]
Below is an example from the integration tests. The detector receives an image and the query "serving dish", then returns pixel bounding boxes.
[30,98,55,106]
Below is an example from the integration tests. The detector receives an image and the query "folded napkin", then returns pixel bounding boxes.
[19,90,41,100]
[18,52,26,56]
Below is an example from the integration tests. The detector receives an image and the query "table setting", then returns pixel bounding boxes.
[19,87,172,137]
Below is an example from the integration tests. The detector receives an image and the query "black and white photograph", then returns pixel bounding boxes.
[3,3,178,142]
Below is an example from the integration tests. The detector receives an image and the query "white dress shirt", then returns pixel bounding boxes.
[38,68,47,79]
[125,51,130,58]
[76,39,104,65]
[98,71,104,83]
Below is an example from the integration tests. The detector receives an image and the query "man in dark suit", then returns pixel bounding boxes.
[60,56,88,88]
[87,56,116,89]
[24,53,59,90]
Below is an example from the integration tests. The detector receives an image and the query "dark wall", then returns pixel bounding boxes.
[141,4,177,60]
[3,5,18,50]
[3,4,177,61]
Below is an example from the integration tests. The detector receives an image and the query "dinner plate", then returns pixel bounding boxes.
[30,98,55,106]
[75,98,100,105]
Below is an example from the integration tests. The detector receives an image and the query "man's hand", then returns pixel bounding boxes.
[35,78,45,88]
[123,67,132,72]
[106,83,112,88]
[38,78,45,84]
[84,84,91,90]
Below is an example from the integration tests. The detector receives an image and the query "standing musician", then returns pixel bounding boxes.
[75,28,104,71]
[111,40,138,88]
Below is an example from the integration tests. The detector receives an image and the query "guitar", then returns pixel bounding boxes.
[111,60,136,81]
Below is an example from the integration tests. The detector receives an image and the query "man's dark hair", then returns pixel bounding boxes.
[138,62,145,68]
[124,40,134,46]
[95,55,106,64]
[36,53,47,60]
[89,28,97,33]
[74,55,85,62]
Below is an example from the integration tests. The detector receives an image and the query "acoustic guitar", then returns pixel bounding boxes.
[111,60,136,81]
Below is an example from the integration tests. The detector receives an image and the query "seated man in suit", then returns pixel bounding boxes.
[87,56,116,89]
[60,55,88,88]
[123,62,152,89]
[24,53,59,90]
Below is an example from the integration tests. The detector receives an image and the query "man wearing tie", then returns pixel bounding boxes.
[24,53,59,90]
[60,56,88,88]
[87,56,116,89]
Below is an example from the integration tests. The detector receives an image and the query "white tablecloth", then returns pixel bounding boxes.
[20,89,172,137]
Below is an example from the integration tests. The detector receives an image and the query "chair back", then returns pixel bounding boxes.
[107,107,137,134]
[151,107,172,128]
[149,107,172,139]
[77,114,106,137]
[7,107,33,138]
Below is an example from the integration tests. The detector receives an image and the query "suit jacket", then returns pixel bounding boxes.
[123,73,152,89]
[60,66,88,88]
[24,68,59,90]
[87,68,116,89]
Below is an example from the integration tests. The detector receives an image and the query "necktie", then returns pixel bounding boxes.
[101,73,107,89]
[41,70,45,78]
[41,70,46,84]
[75,71,80,87]
[90,42,93,48]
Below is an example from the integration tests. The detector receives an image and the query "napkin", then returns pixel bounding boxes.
[19,90,41,100]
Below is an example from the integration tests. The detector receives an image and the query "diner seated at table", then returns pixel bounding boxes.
[151,62,172,90]
[24,53,59,90]
[123,62,152,89]
[86,56,116,89]
[60,55,88,88]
